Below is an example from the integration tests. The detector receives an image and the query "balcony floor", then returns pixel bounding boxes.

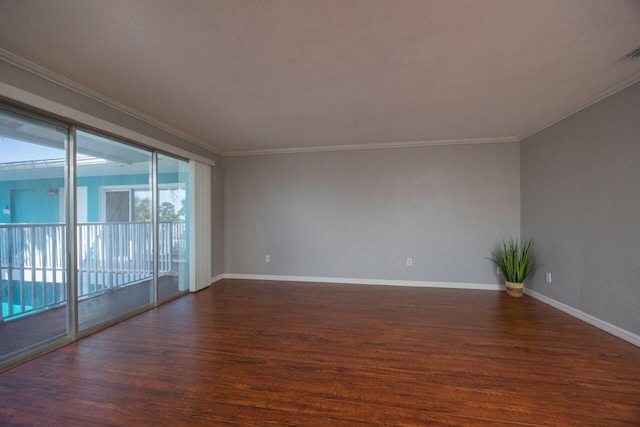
[0,275,183,357]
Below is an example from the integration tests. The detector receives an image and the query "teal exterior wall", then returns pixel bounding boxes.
[0,177,63,223]
[0,172,180,224]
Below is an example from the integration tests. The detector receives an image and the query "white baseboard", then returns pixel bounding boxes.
[220,273,503,291]
[210,274,226,284]
[524,288,640,348]
[214,274,639,347]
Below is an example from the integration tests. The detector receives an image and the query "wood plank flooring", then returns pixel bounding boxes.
[0,275,182,356]
[1,279,639,426]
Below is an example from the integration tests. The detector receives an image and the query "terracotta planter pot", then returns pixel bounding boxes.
[505,281,524,297]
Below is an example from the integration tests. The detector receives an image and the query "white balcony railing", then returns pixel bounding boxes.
[1,221,186,321]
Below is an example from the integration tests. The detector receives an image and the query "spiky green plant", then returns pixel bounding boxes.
[489,238,535,283]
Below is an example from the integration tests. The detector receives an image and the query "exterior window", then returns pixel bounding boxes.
[101,185,186,223]
[105,190,131,222]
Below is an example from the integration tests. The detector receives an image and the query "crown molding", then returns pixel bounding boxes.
[0,81,217,167]
[0,49,223,156]
[519,69,640,141]
[223,136,520,157]
[8,46,637,157]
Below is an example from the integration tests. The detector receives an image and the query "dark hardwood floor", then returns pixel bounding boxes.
[0,275,182,356]
[1,279,639,426]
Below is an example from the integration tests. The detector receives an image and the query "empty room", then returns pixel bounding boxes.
[0,1,639,425]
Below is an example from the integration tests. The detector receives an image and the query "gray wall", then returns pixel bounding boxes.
[224,143,520,284]
[522,82,640,335]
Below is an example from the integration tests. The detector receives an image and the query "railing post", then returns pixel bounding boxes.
[168,222,174,273]
[6,226,14,318]
[19,228,25,314]
[29,225,36,311]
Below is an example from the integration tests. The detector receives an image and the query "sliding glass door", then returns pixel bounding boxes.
[76,130,154,331]
[0,108,68,358]
[0,105,193,367]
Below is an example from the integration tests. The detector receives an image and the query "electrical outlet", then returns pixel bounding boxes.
[496,266,501,276]
[406,257,413,267]
[545,272,552,283]
[265,255,270,263]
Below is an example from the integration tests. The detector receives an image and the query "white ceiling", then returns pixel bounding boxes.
[0,0,639,156]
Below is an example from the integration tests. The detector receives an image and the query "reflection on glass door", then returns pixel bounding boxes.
[0,108,68,360]
[157,154,189,301]
[105,190,131,222]
[76,130,153,330]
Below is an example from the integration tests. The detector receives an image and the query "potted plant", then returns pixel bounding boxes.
[489,238,535,297]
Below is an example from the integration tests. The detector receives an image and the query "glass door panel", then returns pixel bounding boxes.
[76,130,153,330]
[0,108,68,359]
[157,154,189,301]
